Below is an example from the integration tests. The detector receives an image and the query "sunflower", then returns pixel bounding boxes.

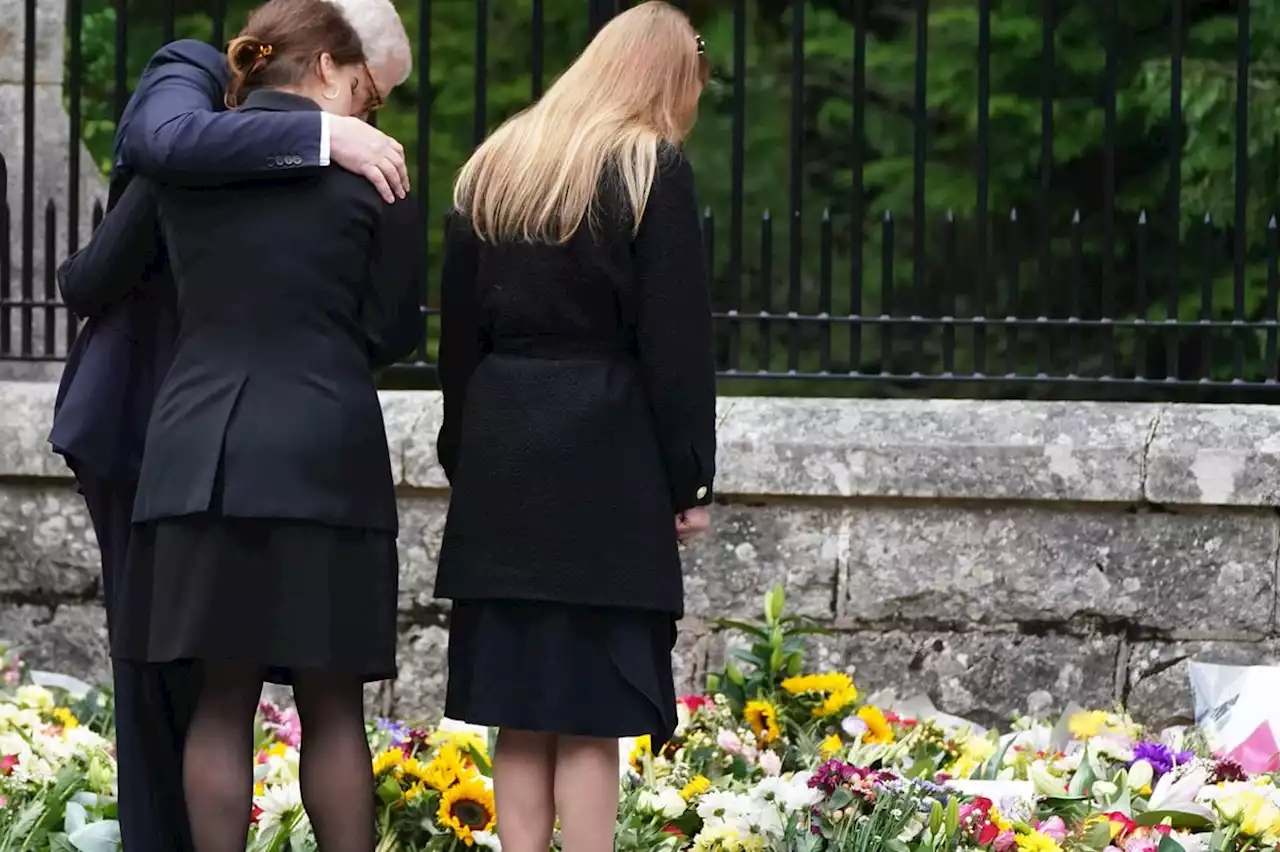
[372,747,405,778]
[412,744,475,792]
[857,705,894,745]
[438,777,497,846]
[820,733,843,758]
[744,700,781,745]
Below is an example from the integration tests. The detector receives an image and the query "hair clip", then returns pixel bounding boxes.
[257,43,274,60]
[695,35,706,55]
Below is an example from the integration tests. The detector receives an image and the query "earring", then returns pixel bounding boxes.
[323,84,341,100]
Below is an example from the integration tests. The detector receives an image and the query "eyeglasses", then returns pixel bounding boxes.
[695,34,706,55]
[360,62,384,116]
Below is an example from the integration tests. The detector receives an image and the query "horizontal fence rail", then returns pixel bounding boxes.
[2,0,1278,401]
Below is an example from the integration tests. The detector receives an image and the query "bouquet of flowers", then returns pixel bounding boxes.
[6,587,1280,851]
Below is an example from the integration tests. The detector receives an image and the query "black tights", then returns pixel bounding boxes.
[182,664,374,852]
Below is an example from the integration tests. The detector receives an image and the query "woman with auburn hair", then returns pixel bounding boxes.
[435,2,716,849]
[74,0,422,849]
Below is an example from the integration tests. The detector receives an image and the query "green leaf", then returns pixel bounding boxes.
[828,787,855,810]
[711,619,770,640]
[1157,834,1187,852]
[1135,809,1215,831]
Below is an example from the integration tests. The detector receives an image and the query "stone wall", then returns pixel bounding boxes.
[0,380,1276,727]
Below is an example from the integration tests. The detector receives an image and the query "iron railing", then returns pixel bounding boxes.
[2,0,1278,400]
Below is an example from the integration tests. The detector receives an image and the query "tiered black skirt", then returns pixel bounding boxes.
[112,513,399,684]
[445,600,678,747]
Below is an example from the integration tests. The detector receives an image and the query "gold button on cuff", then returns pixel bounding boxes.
[695,486,708,500]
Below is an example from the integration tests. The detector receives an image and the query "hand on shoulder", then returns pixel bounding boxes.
[329,115,409,204]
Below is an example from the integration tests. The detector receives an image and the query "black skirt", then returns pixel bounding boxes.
[445,600,678,747]
[112,513,398,684]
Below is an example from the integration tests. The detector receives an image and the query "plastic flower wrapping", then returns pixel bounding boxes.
[5,593,1280,851]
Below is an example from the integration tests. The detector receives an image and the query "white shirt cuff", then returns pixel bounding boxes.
[319,112,331,167]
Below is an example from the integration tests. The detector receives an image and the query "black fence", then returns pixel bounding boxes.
[3,0,1278,401]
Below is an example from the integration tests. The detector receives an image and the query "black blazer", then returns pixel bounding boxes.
[78,90,423,533]
[434,146,716,615]
[50,39,326,486]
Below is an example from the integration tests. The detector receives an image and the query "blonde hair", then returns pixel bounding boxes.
[453,1,708,244]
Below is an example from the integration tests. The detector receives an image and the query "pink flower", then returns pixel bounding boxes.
[0,754,17,776]
[717,729,744,755]
[994,830,1017,852]
[1123,836,1158,852]
[1038,816,1068,843]
[276,712,301,748]
[758,750,782,776]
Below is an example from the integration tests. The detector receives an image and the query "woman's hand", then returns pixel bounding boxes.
[675,507,711,544]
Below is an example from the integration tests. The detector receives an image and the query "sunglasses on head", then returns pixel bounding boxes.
[695,35,706,55]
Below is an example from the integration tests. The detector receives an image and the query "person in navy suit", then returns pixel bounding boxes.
[51,2,412,849]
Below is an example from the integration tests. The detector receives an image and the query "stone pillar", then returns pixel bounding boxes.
[0,0,107,370]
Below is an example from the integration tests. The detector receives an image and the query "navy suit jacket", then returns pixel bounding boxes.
[50,40,324,485]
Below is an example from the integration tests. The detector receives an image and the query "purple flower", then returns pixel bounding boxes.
[376,718,410,749]
[1131,742,1192,777]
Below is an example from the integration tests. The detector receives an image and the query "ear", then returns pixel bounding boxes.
[316,52,339,88]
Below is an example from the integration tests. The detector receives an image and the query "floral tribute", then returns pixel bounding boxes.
[4,593,1280,851]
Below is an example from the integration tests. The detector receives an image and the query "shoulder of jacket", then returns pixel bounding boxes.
[147,40,226,74]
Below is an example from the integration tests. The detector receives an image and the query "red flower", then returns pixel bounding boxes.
[1104,811,1137,840]
[250,804,263,825]
[0,754,17,776]
[971,797,994,814]
[978,822,1000,845]
[661,825,685,837]
[678,695,712,713]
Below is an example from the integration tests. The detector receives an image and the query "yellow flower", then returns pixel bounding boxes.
[254,781,265,797]
[430,729,489,763]
[1067,710,1110,740]
[629,735,654,773]
[438,777,497,846]
[1015,831,1063,852]
[693,822,766,851]
[51,707,79,730]
[857,706,894,745]
[681,775,712,800]
[264,742,289,760]
[411,745,476,792]
[991,809,1012,833]
[372,747,405,778]
[781,673,858,718]
[744,700,782,745]
[820,734,843,759]
[405,781,427,801]
[781,672,856,698]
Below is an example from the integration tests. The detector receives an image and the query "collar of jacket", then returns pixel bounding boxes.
[240,88,322,113]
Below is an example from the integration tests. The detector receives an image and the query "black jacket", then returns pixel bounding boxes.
[72,90,424,533]
[434,147,716,615]
[50,39,328,487]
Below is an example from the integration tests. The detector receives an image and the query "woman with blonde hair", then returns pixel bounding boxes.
[435,2,716,849]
